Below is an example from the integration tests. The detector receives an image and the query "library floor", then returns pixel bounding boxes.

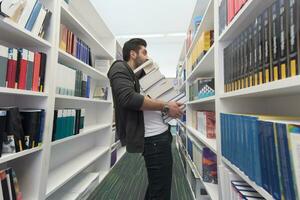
[87,137,194,200]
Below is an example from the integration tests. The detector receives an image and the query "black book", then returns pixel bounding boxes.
[20,109,42,149]
[239,33,244,89]
[234,38,239,90]
[0,110,7,157]
[263,8,271,83]
[247,26,253,87]
[279,0,288,79]
[38,10,52,39]
[75,109,81,135]
[0,170,10,200]
[257,14,264,85]
[271,0,280,81]
[6,168,16,200]
[81,74,87,97]
[253,19,259,86]
[2,107,25,153]
[52,110,58,141]
[287,0,300,77]
[224,46,229,92]
[230,43,234,91]
[243,30,248,88]
[39,53,47,92]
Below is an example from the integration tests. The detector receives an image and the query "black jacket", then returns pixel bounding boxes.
[107,61,145,153]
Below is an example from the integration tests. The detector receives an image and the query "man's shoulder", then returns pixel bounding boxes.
[107,61,129,77]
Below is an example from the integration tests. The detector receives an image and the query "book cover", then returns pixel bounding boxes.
[38,52,47,92]
[202,147,217,184]
[271,0,280,81]
[16,48,28,90]
[279,0,288,79]
[17,0,37,27]
[263,8,271,83]
[32,52,41,91]
[25,1,42,31]
[257,15,264,85]
[6,48,18,88]
[26,51,34,90]
[0,44,8,87]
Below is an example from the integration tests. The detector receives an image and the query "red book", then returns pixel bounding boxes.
[234,0,240,14]
[32,52,41,91]
[6,48,18,88]
[17,49,28,90]
[227,0,235,24]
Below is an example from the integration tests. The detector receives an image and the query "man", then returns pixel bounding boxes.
[107,38,183,200]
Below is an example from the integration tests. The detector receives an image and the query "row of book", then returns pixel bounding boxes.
[60,24,92,66]
[187,30,214,74]
[0,167,22,200]
[185,15,203,53]
[56,64,109,100]
[175,63,186,89]
[191,111,216,139]
[187,137,218,184]
[224,0,300,92]
[220,113,300,200]
[189,77,215,101]
[219,165,265,200]
[56,64,90,98]
[0,0,52,39]
[52,108,85,142]
[0,107,44,156]
[0,45,47,92]
[219,0,248,35]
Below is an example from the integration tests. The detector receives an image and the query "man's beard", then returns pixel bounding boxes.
[135,57,147,68]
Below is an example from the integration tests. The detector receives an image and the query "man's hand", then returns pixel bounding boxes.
[167,101,184,119]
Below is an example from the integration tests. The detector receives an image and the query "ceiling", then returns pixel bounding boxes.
[91,0,197,77]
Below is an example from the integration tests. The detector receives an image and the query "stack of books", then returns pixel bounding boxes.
[134,60,187,123]
[0,107,44,155]
[0,45,47,92]
[221,113,300,200]
[0,0,52,38]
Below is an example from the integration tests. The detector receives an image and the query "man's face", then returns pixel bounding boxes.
[132,46,148,68]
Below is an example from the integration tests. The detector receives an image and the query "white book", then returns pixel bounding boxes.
[157,88,181,102]
[133,59,157,75]
[139,68,164,91]
[145,78,174,99]
[31,7,46,35]
[6,172,13,200]
[17,0,37,27]
[0,0,24,18]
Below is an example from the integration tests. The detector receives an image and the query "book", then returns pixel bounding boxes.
[145,78,174,99]
[278,0,288,79]
[0,170,10,200]
[26,50,34,91]
[38,52,46,92]
[31,6,46,35]
[0,0,24,19]
[0,110,7,157]
[271,0,280,81]
[196,111,216,139]
[16,48,28,90]
[17,0,37,27]
[0,45,8,87]
[133,59,157,76]
[20,109,42,149]
[202,147,218,184]
[38,9,51,39]
[139,68,164,91]
[24,0,42,31]
[6,48,18,88]
[32,52,41,91]
[263,8,271,83]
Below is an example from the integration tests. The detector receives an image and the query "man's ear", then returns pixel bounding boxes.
[130,50,136,59]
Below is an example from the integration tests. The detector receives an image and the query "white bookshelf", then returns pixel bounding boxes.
[0,0,116,199]
[176,0,299,199]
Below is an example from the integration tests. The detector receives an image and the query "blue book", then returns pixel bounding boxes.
[86,76,90,98]
[276,123,296,200]
[25,1,42,31]
[37,110,45,145]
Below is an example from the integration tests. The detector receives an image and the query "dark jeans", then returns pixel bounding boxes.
[143,130,173,200]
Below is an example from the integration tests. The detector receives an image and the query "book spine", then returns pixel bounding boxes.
[32,52,41,91]
[0,45,8,87]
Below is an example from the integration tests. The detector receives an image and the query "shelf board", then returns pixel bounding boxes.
[219,0,274,42]
[0,87,48,97]
[52,124,111,146]
[55,94,112,104]
[220,75,300,99]
[187,44,215,82]
[60,4,113,59]
[0,18,52,48]
[177,119,186,128]
[186,0,214,57]
[222,157,273,200]
[58,50,108,81]
[98,170,110,183]
[187,96,215,105]
[186,126,217,153]
[47,172,99,200]
[0,146,42,164]
[46,146,109,197]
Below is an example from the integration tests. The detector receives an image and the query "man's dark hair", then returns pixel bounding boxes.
[122,38,147,61]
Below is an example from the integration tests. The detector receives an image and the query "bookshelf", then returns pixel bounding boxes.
[0,0,117,199]
[177,0,300,199]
